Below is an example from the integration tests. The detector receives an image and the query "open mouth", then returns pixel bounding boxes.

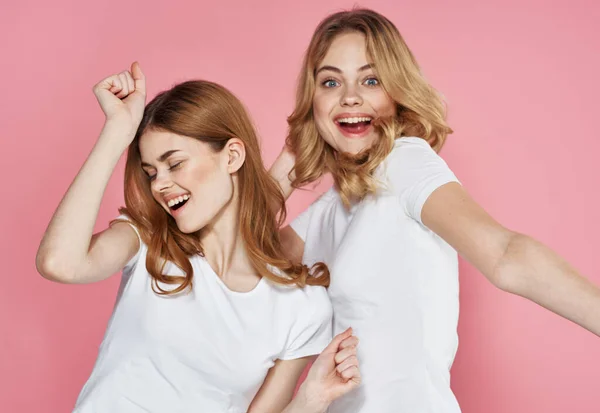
[335,116,372,134]
[167,194,190,212]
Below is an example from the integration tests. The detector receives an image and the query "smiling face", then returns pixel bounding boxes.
[139,129,237,234]
[312,31,396,155]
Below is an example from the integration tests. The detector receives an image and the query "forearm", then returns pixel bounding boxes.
[495,233,600,336]
[269,146,296,201]
[280,384,328,413]
[36,123,131,279]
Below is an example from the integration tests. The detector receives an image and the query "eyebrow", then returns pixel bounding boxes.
[315,63,374,76]
[141,150,181,168]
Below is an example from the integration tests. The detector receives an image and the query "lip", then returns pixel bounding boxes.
[333,113,374,139]
[162,192,191,217]
[170,198,189,218]
[333,112,374,122]
[163,192,190,204]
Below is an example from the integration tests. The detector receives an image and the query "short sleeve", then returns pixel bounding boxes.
[279,287,333,360]
[385,137,460,225]
[111,214,143,271]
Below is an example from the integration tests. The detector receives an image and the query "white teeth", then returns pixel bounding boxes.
[337,116,372,124]
[167,194,190,208]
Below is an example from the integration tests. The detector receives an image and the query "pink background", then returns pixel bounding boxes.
[2,0,599,412]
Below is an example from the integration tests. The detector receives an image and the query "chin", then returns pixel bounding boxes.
[340,142,372,156]
[346,146,368,155]
[332,136,375,155]
[174,219,205,234]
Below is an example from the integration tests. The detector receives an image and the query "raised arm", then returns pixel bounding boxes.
[36,62,146,284]
[269,145,297,201]
[270,144,307,262]
[422,182,600,337]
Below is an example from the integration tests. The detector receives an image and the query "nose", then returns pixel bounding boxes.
[340,85,363,107]
[150,170,174,194]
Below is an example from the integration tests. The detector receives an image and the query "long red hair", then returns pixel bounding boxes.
[116,80,329,295]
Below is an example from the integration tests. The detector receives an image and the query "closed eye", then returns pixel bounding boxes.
[169,161,183,170]
[143,161,183,181]
[142,168,157,181]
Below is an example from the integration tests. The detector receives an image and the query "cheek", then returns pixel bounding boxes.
[312,91,336,124]
[151,190,163,207]
[312,97,339,148]
[189,165,233,208]
[312,99,326,126]
[374,93,396,116]
[146,181,166,209]
[189,165,220,192]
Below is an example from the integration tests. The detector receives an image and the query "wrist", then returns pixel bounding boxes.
[293,382,330,413]
[102,117,138,137]
[99,121,136,150]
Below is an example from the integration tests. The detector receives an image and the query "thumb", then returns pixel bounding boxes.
[131,61,146,96]
[322,327,353,354]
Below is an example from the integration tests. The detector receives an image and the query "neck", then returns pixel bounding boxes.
[200,196,255,281]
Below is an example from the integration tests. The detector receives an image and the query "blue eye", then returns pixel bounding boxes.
[364,77,379,86]
[322,79,339,88]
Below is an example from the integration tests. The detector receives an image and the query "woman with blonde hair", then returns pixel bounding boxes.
[270,8,600,412]
[36,62,360,413]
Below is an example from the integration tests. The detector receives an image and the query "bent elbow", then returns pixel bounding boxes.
[35,251,77,283]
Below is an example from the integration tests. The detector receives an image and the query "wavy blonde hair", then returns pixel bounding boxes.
[116,80,329,295]
[287,8,453,207]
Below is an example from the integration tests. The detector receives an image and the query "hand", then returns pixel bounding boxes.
[92,62,146,141]
[298,328,361,411]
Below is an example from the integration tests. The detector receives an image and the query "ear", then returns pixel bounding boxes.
[224,138,246,174]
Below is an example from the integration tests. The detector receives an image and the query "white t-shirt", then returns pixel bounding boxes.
[291,137,461,413]
[73,218,332,413]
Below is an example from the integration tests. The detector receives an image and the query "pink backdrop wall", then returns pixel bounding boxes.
[2,0,599,411]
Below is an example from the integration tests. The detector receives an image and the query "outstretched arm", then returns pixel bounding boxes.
[422,182,600,336]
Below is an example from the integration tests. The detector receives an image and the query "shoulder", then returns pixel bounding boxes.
[111,214,147,269]
[381,136,455,190]
[275,283,333,360]
[296,285,332,321]
[112,214,144,243]
[299,284,331,305]
[290,187,339,240]
[284,285,332,338]
[302,187,342,219]
[383,137,441,178]
[386,136,440,165]
[265,278,332,316]
[309,187,339,209]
